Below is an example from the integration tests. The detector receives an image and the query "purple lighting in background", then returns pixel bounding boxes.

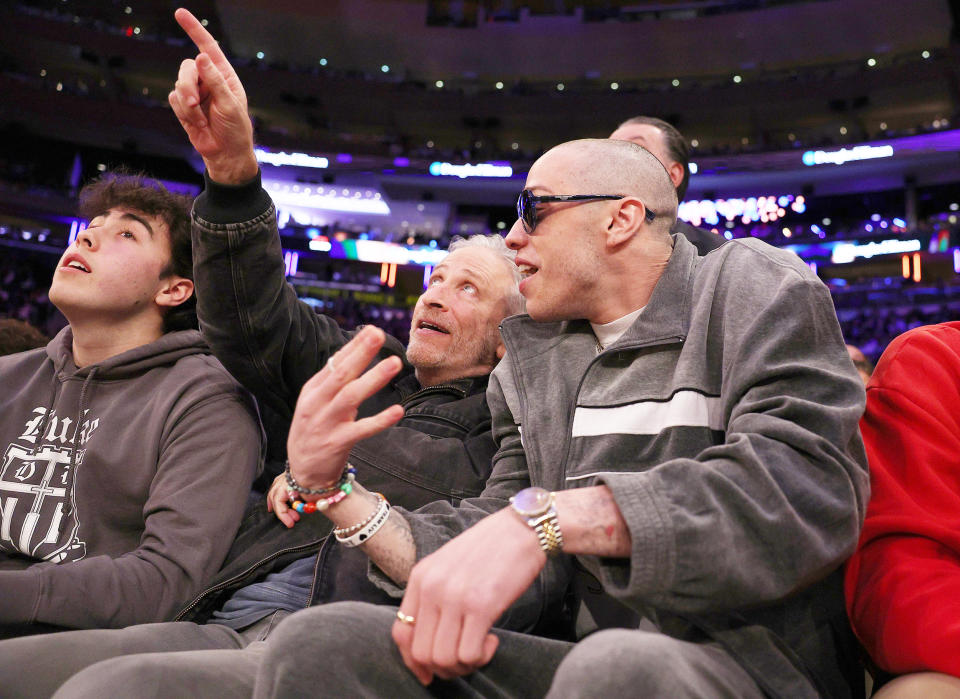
[393,157,410,168]
[283,250,299,277]
[336,153,353,164]
[801,130,960,166]
[874,130,960,154]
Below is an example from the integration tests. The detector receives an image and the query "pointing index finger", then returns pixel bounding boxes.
[174,8,235,78]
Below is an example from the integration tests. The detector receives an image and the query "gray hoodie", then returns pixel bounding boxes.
[0,327,261,630]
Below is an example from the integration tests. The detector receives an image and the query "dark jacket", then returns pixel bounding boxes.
[176,173,497,622]
[671,218,726,255]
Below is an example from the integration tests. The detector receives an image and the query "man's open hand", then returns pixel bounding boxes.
[287,326,405,492]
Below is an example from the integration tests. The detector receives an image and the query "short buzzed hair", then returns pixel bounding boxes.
[448,234,525,315]
[615,116,691,202]
[544,139,678,238]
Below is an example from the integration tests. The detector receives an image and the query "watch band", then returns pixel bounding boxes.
[510,488,564,557]
[529,507,564,556]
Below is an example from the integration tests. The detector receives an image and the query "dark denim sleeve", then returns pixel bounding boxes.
[349,410,494,504]
[191,173,404,419]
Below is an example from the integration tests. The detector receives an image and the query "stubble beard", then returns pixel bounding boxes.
[407,329,499,378]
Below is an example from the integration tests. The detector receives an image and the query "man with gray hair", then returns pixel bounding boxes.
[611,115,725,255]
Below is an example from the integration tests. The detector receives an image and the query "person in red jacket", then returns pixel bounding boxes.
[845,321,960,697]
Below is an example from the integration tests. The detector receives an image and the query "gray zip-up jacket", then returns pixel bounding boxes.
[391,234,869,697]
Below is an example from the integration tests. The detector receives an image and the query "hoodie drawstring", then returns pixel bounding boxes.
[34,373,59,460]
[62,366,97,518]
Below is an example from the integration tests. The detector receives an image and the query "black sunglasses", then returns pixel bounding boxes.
[516,189,657,233]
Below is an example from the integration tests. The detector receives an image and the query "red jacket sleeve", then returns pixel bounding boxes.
[844,321,960,675]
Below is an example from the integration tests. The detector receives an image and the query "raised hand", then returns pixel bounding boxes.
[169,7,258,184]
[287,326,406,492]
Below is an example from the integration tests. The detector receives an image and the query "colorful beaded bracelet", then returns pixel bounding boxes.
[291,481,353,513]
[284,462,357,496]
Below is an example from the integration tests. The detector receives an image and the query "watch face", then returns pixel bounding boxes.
[511,487,552,516]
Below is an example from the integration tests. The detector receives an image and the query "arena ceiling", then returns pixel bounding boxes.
[214,0,954,81]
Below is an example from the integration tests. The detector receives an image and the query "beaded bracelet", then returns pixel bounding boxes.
[290,481,354,513]
[333,493,387,537]
[335,495,391,548]
[284,462,357,496]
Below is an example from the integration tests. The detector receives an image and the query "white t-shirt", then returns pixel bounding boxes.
[590,306,644,352]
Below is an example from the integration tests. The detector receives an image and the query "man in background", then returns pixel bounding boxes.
[611,115,724,255]
[0,318,48,356]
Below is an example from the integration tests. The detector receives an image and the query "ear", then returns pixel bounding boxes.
[667,161,684,191]
[604,198,647,248]
[155,276,195,309]
[496,342,506,361]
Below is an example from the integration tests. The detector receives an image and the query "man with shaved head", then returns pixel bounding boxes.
[610,115,725,255]
[247,137,869,698]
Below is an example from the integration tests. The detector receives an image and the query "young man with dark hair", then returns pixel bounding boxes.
[75,172,199,334]
[0,172,262,639]
[610,115,725,255]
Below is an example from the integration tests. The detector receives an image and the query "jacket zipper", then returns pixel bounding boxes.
[501,329,686,631]
[557,334,687,480]
[401,383,468,406]
[173,539,324,621]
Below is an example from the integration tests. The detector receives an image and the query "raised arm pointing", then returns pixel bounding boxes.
[169,8,258,184]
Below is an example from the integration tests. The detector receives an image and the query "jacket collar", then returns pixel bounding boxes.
[394,371,489,399]
[501,233,698,358]
[614,232,697,347]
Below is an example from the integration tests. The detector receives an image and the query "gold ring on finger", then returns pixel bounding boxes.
[396,610,415,625]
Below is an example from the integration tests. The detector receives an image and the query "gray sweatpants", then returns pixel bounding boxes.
[0,611,288,699]
[252,602,767,699]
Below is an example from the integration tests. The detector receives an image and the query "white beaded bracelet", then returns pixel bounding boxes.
[334,495,391,548]
[333,494,386,537]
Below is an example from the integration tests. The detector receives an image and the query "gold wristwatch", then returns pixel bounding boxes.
[509,487,564,556]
